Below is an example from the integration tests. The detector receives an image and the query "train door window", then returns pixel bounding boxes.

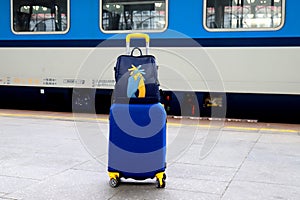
[101,0,168,32]
[204,0,285,31]
[12,0,69,33]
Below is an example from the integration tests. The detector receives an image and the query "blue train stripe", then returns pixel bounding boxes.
[1,37,300,48]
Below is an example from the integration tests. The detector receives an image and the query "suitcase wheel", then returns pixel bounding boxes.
[109,177,120,188]
[155,172,166,188]
[108,172,120,188]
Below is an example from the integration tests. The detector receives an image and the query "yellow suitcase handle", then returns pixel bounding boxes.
[126,33,150,43]
[126,33,150,55]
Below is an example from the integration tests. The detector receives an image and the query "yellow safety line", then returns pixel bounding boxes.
[224,126,260,131]
[0,112,108,122]
[223,126,298,133]
[0,112,298,134]
[260,128,298,133]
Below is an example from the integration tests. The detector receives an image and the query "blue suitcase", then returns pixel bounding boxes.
[108,103,167,188]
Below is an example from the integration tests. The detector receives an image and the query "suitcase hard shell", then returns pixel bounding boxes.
[108,103,167,186]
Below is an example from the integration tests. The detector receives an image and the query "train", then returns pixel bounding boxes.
[1,0,300,123]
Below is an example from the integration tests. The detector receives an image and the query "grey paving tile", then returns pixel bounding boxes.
[176,138,255,168]
[167,176,227,195]
[0,197,20,200]
[0,175,38,194]
[218,130,261,142]
[0,118,94,181]
[110,187,220,200]
[166,127,206,164]
[234,143,300,187]
[0,126,78,151]
[5,169,118,200]
[0,143,91,180]
[167,162,236,182]
[72,159,107,173]
[222,180,300,200]
[259,132,300,145]
[74,121,109,158]
[0,193,6,197]
[196,130,260,164]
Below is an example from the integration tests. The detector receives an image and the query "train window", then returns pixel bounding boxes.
[204,0,285,31]
[101,0,168,32]
[12,0,69,33]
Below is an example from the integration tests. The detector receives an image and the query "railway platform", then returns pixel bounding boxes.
[0,109,299,200]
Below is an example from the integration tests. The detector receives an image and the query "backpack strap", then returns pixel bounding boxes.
[131,47,143,56]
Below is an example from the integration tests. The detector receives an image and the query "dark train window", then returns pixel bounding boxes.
[101,0,168,32]
[204,0,284,31]
[12,0,69,33]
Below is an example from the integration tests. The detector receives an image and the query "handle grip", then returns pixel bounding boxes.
[126,33,150,55]
[126,33,150,43]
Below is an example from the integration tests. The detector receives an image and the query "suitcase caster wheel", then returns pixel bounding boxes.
[108,172,120,188]
[109,177,120,188]
[155,172,166,188]
[156,178,166,188]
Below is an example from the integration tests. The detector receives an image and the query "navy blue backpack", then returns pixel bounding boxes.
[113,34,160,104]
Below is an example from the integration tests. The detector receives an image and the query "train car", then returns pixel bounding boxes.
[1,0,300,123]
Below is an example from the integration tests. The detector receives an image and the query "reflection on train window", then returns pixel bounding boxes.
[101,0,167,32]
[205,0,284,30]
[12,0,69,33]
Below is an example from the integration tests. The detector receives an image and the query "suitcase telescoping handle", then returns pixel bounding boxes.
[126,33,150,55]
